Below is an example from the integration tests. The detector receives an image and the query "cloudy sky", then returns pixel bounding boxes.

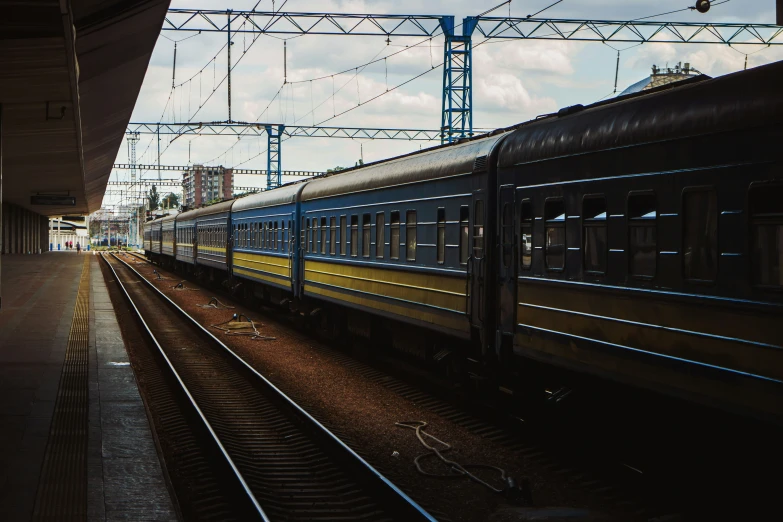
[107,0,782,206]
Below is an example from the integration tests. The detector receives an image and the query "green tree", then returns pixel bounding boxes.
[326,166,345,173]
[147,185,160,211]
[161,192,180,209]
[89,218,102,237]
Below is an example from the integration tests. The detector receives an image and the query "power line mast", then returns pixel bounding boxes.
[126,132,140,185]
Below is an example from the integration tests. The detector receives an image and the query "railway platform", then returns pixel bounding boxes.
[0,253,176,521]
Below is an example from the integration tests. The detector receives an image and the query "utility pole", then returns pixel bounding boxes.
[227,9,232,123]
[157,124,161,182]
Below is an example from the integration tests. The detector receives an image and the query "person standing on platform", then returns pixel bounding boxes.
[76,242,81,254]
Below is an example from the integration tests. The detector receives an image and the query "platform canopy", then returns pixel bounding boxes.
[0,0,170,216]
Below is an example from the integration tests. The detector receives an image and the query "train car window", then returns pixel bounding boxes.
[502,203,514,268]
[750,184,783,287]
[330,217,336,255]
[340,216,348,256]
[583,196,608,274]
[391,212,400,260]
[305,219,310,253]
[406,211,417,262]
[473,201,485,257]
[437,208,446,264]
[376,213,385,259]
[545,199,566,271]
[459,206,470,265]
[301,218,307,254]
[320,217,327,254]
[628,193,657,278]
[312,218,318,254]
[520,200,533,269]
[362,214,371,258]
[350,216,359,257]
[274,221,279,250]
[683,189,718,281]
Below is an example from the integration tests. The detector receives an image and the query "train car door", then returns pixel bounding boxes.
[497,185,518,339]
[469,193,487,327]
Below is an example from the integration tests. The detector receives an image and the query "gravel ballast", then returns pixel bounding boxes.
[115,253,635,522]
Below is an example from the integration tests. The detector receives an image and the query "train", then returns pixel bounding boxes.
[144,60,783,423]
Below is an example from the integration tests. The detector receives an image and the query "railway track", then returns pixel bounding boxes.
[123,250,781,521]
[101,252,435,522]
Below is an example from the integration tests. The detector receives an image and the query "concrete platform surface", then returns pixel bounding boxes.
[0,252,177,521]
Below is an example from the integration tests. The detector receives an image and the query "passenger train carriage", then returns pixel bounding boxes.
[231,183,304,297]
[161,214,176,257]
[298,134,510,341]
[493,62,783,421]
[191,201,233,272]
[143,60,783,423]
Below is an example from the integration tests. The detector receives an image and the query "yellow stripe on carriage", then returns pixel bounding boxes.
[233,267,290,286]
[199,245,226,253]
[304,284,468,333]
[233,251,290,277]
[304,259,466,313]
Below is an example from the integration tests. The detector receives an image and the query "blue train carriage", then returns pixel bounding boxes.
[144,216,164,260]
[494,60,783,422]
[231,183,307,303]
[174,209,197,269]
[142,219,152,255]
[161,214,177,264]
[298,132,510,359]
[192,200,234,277]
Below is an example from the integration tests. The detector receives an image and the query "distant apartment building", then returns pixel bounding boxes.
[183,165,234,208]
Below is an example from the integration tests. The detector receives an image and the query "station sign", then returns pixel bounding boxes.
[31,195,76,206]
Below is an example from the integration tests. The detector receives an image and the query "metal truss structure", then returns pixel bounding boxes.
[147,8,783,190]
[127,122,446,141]
[127,122,443,189]
[163,9,444,36]
[472,17,783,45]
[110,164,321,177]
[159,8,783,148]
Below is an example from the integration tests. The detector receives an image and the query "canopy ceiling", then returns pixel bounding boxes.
[0,0,170,216]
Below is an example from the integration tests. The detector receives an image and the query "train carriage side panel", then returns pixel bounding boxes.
[143,220,152,255]
[174,215,196,265]
[191,200,234,272]
[496,60,783,423]
[231,183,306,295]
[299,133,510,341]
[149,218,163,256]
[161,215,177,257]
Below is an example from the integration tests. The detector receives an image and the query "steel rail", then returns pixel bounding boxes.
[101,253,269,521]
[106,252,436,522]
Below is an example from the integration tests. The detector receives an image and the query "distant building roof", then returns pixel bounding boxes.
[619,62,705,97]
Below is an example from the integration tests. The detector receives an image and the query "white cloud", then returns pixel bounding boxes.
[476,73,558,117]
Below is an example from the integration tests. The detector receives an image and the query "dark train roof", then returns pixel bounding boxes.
[497,59,783,168]
[233,182,307,212]
[177,200,235,222]
[301,131,512,201]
